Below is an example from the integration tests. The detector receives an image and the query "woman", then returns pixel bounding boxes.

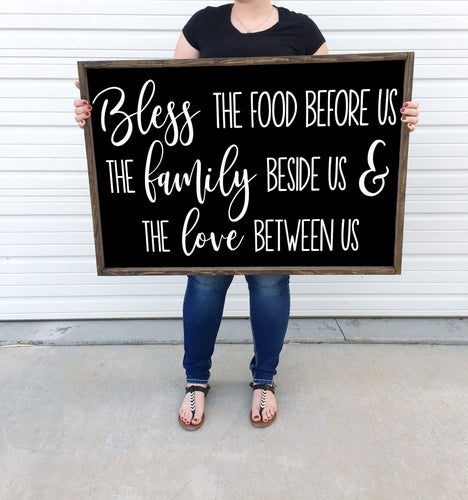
[74,0,419,430]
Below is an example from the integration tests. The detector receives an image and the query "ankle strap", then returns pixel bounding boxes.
[185,384,210,395]
[249,382,275,394]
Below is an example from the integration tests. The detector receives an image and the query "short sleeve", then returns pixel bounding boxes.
[182,8,206,51]
[300,15,326,54]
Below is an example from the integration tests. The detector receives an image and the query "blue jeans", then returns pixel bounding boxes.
[182,274,290,385]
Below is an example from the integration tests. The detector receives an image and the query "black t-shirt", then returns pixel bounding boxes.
[183,3,325,58]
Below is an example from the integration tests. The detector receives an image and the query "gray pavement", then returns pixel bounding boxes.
[1,319,467,499]
[1,317,468,346]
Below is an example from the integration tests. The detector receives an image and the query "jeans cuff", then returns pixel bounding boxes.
[186,378,210,385]
[252,378,274,385]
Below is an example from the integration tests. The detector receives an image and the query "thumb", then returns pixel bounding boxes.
[75,80,80,90]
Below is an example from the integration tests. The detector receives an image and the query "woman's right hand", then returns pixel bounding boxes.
[74,81,92,128]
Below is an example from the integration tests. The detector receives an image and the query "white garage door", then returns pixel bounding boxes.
[1,1,467,319]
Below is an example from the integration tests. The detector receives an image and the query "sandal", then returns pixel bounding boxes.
[178,384,210,431]
[249,382,276,427]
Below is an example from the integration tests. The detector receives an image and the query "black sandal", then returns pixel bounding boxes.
[178,384,210,431]
[249,382,276,427]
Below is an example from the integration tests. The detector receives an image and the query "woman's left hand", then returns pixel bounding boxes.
[400,101,419,132]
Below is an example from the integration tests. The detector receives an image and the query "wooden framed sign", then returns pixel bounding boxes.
[78,52,414,276]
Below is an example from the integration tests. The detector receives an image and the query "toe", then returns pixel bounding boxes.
[264,405,276,422]
[192,409,203,424]
[252,409,261,421]
[180,408,191,425]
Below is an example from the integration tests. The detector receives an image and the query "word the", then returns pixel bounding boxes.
[106,159,135,194]
[213,92,243,129]
[142,220,171,253]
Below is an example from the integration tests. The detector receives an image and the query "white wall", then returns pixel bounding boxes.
[1,1,467,319]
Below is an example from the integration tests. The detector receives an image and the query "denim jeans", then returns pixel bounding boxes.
[182,274,290,385]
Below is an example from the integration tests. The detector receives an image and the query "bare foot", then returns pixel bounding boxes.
[179,383,208,426]
[251,385,277,424]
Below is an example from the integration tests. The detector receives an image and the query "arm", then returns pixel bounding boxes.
[174,33,200,59]
[314,42,329,55]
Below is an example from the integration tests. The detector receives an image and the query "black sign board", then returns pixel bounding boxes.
[78,53,414,275]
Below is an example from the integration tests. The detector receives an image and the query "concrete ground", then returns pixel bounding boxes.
[1,319,467,499]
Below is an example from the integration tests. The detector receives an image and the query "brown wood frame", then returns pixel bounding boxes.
[78,52,414,276]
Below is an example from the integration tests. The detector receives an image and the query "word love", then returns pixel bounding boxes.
[182,207,244,257]
[93,79,200,147]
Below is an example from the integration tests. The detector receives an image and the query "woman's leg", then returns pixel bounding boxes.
[183,274,233,382]
[245,274,290,423]
[179,274,233,426]
[245,274,290,383]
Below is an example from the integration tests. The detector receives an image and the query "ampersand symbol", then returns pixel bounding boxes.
[359,139,390,197]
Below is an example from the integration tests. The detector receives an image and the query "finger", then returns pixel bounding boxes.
[74,111,91,122]
[402,116,418,130]
[73,99,88,107]
[78,120,86,129]
[75,113,90,124]
[401,116,418,125]
[400,107,418,117]
[402,116,418,125]
[75,81,81,90]
[403,100,419,110]
[74,104,92,117]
